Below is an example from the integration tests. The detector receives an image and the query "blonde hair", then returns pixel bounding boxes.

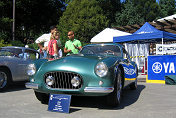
[50,31,60,40]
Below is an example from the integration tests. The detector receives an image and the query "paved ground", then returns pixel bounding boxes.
[0,82,176,118]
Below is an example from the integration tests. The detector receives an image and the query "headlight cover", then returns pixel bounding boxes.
[71,76,81,87]
[46,76,55,86]
[95,62,108,77]
[27,63,36,76]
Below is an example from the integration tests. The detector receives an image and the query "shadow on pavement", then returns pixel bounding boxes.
[117,84,146,110]
[0,82,28,93]
[70,84,146,110]
[69,108,82,113]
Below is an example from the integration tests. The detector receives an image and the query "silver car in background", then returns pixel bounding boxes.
[0,46,40,91]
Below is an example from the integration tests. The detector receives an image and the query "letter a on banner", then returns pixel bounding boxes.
[169,62,175,73]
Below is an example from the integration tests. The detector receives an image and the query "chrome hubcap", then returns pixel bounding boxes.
[0,72,7,88]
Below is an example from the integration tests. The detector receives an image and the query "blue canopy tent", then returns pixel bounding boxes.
[113,22,176,43]
[113,22,176,84]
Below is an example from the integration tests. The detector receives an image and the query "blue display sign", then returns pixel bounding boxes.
[148,55,176,81]
[48,94,71,113]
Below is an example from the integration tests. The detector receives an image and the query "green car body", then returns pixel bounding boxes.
[26,43,138,106]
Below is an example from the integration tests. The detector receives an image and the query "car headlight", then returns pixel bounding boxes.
[95,62,108,77]
[27,64,36,76]
[71,76,81,87]
[46,76,55,86]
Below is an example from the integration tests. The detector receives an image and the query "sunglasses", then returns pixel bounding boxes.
[68,34,73,36]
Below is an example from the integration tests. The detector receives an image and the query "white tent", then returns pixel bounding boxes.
[155,14,176,22]
[90,28,131,43]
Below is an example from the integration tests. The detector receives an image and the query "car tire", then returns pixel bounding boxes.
[34,91,49,104]
[0,68,11,91]
[107,68,123,107]
[129,78,137,90]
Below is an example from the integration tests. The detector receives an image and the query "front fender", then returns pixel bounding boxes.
[33,59,48,71]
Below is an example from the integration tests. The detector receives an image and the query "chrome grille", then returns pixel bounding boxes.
[44,71,82,89]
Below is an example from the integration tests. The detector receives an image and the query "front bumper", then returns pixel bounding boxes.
[25,82,114,93]
[84,87,114,93]
[25,82,38,89]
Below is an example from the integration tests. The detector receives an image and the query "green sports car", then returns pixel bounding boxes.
[25,43,138,106]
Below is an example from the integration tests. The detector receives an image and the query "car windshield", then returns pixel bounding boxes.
[24,49,39,60]
[80,45,122,56]
[0,48,22,58]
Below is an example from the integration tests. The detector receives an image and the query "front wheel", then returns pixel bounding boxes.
[34,91,49,104]
[107,68,123,107]
[0,68,11,91]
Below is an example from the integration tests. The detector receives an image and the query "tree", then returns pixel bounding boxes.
[0,0,65,42]
[115,0,144,26]
[15,0,64,38]
[159,0,176,18]
[132,0,160,22]
[0,0,13,41]
[58,0,109,43]
[97,0,121,27]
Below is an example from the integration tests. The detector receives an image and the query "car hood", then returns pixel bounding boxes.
[38,54,119,73]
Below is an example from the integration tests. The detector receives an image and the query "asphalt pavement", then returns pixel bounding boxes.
[0,82,176,118]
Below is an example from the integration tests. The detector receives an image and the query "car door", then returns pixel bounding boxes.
[1,48,27,82]
[17,49,39,81]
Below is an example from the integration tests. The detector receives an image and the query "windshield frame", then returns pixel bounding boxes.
[80,45,122,57]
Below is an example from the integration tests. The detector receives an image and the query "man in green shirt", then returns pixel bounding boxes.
[64,31,82,55]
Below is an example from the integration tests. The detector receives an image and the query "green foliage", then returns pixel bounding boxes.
[1,0,176,45]
[0,32,9,41]
[0,1,14,42]
[131,0,160,22]
[97,0,121,26]
[159,0,176,18]
[115,0,144,26]
[27,43,38,50]
[0,17,12,41]
[15,0,64,35]
[58,0,109,45]
[82,42,90,47]
[114,0,162,26]
[10,40,24,47]
[0,40,11,47]
[0,0,65,42]
[0,17,13,42]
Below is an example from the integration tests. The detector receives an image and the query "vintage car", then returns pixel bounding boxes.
[0,46,40,91]
[25,43,138,106]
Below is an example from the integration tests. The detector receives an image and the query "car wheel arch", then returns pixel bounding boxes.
[0,66,12,81]
[107,65,124,106]
[115,64,124,88]
[0,66,12,90]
